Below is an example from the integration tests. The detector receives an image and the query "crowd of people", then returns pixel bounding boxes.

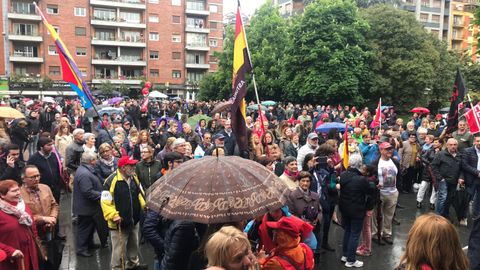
[0,96,478,270]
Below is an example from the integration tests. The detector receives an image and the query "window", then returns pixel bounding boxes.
[49,66,61,76]
[172,16,181,23]
[15,66,27,75]
[172,52,181,59]
[13,23,38,36]
[48,45,58,55]
[93,8,116,21]
[187,71,204,81]
[186,18,204,28]
[431,15,440,23]
[149,14,159,23]
[209,5,218,13]
[12,2,36,14]
[150,69,159,77]
[75,27,86,36]
[76,47,87,56]
[47,5,58,14]
[187,52,204,64]
[74,7,86,16]
[172,34,181,42]
[186,33,206,46]
[149,0,159,3]
[121,31,142,42]
[210,21,218,29]
[53,26,59,35]
[96,29,116,41]
[172,70,181,78]
[209,55,217,62]
[120,12,141,23]
[149,32,159,41]
[209,39,217,47]
[420,13,428,22]
[149,50,159,59]
[79,67,87,77]
[172,0,181,6]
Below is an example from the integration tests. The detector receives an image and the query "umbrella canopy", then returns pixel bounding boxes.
[42,97,55,103]
[187,114,212,128]
[149,91,168,99]
[146,156,289,224]
[107,97,123,105]
[411,107,430,114]
[261,100,277,106]
[0,107,25,119]
[98,107,124,116]
[315,122,352,133]
[439,107,450,114]
[247,104,267,111]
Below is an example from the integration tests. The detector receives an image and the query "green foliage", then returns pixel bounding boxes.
[361,5,458,112]
[283,0,373,105]
[42,76,53,89]
[119,83,130,96]
[355,0,400,8]
[99,81,114,96]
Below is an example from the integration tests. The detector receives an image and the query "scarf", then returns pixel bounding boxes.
[284,169,299,179]
[100,156,115,167]
[423,143,432,151]
[0,199,32,226]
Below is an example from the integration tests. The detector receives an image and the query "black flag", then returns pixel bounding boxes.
[446,68,468,134]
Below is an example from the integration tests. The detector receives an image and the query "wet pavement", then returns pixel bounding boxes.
[58,192,471,270]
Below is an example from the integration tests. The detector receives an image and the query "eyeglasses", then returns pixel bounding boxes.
[26,175,41,179]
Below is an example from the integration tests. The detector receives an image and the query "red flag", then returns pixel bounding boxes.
[370,98,381,128]
[464,105,480,134]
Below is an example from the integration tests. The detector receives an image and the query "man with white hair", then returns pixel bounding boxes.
[220,119,236,155]
[183,123,201,150]
[65,128,85,174]
[171,138,188,161]
[297,132,319,167]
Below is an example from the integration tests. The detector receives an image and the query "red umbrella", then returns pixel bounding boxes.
[411,107,430,114]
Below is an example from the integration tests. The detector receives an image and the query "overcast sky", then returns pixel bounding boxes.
[223,0,265,16]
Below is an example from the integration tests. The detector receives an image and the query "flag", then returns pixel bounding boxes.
[343,122,349,169]
[370,98,382,128]
[446,68,468,134]
[464,105,480,134]
[230,2,252,153]
[35,4,93,109]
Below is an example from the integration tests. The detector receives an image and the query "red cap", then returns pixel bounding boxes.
[118,156,138,167]
[266,216,313,238]
[379,142,393,149]
[436,114,442,119]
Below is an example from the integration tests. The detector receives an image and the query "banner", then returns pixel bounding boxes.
[446,68,468,134]
[464,105,480,134]
[370,98,381,128]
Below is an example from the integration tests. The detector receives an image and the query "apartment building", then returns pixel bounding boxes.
[1,0,223,98]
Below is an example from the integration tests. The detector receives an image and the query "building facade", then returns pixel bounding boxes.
[1,0,224,98]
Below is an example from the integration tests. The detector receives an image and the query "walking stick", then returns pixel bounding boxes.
[118,222,125,270]
[376,199,384,245]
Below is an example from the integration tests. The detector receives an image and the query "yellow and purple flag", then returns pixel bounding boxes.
[230,2,252,152]
[35,3,93,109]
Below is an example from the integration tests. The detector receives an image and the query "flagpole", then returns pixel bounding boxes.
[237,0,269,156]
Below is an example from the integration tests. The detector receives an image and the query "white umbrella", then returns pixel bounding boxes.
[42,97,55,103]
[149,91,168,99]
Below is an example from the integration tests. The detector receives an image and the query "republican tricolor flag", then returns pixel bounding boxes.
[35,3,93,109]
[343,122,349,169]
[230,1,252,152]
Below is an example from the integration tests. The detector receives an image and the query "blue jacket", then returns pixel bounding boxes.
[359,142,379,166]
[462,146,479,196]
[73,164,103,216]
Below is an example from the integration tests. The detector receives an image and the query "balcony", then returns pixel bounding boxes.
[423,21,440,28]
[453,21,464,27]
[92,76,142,84]
[185,26,210,34]
[10,52,43,63]
[91,37,146,47]
[185,43,210,51]
[91,18,146,29]
[90,0,146,9]
[92,56,146,66]
[8,35,42,42]
[400,3,416,11]
[186,2,209,16]
[452,35,464,41]
[420,5,442,12]
[7,12,41,21]
[186,63,210,69]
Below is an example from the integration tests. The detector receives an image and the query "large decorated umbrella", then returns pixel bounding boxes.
[107,97,123,105]
[187,114,211,128]
[146,156,289,224]
[261,100,277,106]
[0,107,25,119]
[315,122,352,133]
[411,107,430,114]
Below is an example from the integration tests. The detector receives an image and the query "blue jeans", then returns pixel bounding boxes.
[342,216,364,263]
[436,180,456,218]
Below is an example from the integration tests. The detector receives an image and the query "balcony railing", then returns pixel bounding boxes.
[100,0,144,3]
[10,8,36,14]
[93,36,145,42]
[94,56,144,61]
[94,75,143,80]
[13,51,36,57]
[186,1,206,10]
[186,42,207,47]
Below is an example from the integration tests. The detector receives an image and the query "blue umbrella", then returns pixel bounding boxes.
[261,100,277,106]
[316,122,353,133]
[381,105,392,111]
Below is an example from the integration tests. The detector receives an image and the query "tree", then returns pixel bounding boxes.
[99,81,114,96]
[42,76,53,90]
[282,0,373,105]
[119,83,130,96]
[361,5,458,111]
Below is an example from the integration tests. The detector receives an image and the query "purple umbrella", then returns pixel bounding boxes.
[107,97,123,105]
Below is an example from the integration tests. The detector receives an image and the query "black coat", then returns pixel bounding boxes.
[73,164,103,216]
[143,210,199,270]
[95,158,118,180]
[462,146,479,196]
[220,130,236,156]
[0,158,25,184]
[419,146,437,183]
[431,150,463,185]
[27,152,62,195]
[339,168,376,219]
